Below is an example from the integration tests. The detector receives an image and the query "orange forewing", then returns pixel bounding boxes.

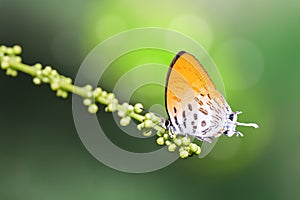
[165,51,223,118]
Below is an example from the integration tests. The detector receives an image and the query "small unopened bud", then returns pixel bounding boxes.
[83,98,92,106]
[88,104,98,114]
[156,137,164,145]
[13,45,22,54]
[120,116,131,126]
[168,143,177,152]
[33,77,41,85]
[189,143,198,152]
[134,103,144,113]
[179,150,189,158]
[182,137,191,146]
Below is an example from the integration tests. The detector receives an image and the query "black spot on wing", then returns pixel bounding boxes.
[182,111,186,118]
[188,104,192,111]
[174,116,179,125]
[194,113,198,120]
[173,107,177,114]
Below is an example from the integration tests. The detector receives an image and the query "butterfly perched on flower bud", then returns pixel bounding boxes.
[164,51,258,143]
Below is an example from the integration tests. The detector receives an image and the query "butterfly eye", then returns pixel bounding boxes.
[229,114,234,121]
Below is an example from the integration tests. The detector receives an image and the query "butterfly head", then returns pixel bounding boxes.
[223,111,259,137]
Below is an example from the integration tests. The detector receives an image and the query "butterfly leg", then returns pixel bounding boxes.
[235,131,244,137]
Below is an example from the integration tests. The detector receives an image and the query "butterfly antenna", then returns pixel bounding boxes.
[236,122,259,128]
[234,111,259,128]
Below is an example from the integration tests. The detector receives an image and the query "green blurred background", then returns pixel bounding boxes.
[0,0,299,199]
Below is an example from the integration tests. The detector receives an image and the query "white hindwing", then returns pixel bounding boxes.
[169,92,231,141]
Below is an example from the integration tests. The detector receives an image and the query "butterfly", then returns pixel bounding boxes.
[164,51,259,143]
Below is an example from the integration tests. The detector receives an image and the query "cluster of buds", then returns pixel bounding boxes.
[136,111,201,158]
[32,64,72,99]
[115,102,144,127]
[156,133,201,158]
[0,45,22,77]
[0,44,202,159]
[82,85,119,114]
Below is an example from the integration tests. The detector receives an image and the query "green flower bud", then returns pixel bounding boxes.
[61,91,68,99]
[137,123,144,131]
[145,113,151,120]
[144,120,153,128]
[143,130,152,136]
[33,77,41,85]
[156,129,164,137]
[174,139,182,146]
[50,82,60,90]
[184,146,190,152]
[196,146,201,155]
[34,63,42,70]
[56,89,62,97]
[65,78,72,84]
[83,98,92,106]
[122,102,129,109]
[84,84,93,91]
[45,66,52,72]
[150,113,160,123]
[117,110,126,118]
[111,99,118,104]
[101,91,107,97]
[107,93,115,100]
[0,45,7,52]
[189,143,198,152]
[165,140,171,146]
[93,87,102,97]
[159,128,165,134]
[51,70,58,77]
[13,56,21,63]
[1,61,9,69]
[127,105,134,112]
[42,77,49,83]
[179,150,189,158]
[88,104,98,114]
[36,70,42,76]
[163,133,169,140]
[156,137,165,145]
[182,137,191,146]
[120,116,131,126]
[5,68,12,75]
[6,48,13,55]
[2,56,9,62]
[168,143,177,152]
[42,66,51,76]
[134,103,144,113]
[86,91,93,98]
[105,103,117,112]
[145,113,152,119]
[13,45,22,54]
[11,69,18,77]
